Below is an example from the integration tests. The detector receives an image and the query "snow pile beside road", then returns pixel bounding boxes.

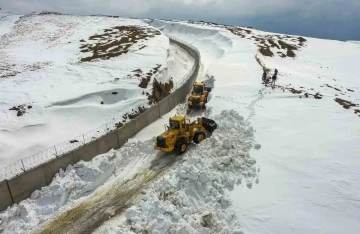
[96,109,259,234]
[0,150,118,233]
[0,141,156,234]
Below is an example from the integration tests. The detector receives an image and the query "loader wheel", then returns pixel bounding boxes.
[175,141,188,155]
[193,131,206,144]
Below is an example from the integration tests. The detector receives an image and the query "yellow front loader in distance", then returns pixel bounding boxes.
[187,81,212,109]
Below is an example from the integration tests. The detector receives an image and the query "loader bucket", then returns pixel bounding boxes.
[201,117,217,133]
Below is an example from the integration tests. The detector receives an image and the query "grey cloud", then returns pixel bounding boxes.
[2,0,359,18]
[1,0,359,40]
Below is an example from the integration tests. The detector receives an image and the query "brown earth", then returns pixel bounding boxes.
[79,26,161,62]
[334,98,358,109]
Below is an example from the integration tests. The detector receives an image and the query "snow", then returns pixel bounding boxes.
[347,40,360,45]
[0,146,156,233]
[161,21,360,234]
[0,108,258,234]
[0,13,193,168]
[228,37,360,234]
[1,13,360,234]
[126,20,360,234]
[94,109,258,234]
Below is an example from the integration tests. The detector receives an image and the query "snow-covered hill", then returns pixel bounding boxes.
[347,40,360,45]
[1,11,360,234]
[0,11,194,168]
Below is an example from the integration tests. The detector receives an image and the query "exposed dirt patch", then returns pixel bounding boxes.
[79,26,161,62]
[139,77,151,89]
[335,98,358,109]
[9,104,29,117]
[313,93,323,99]
[288,88,303,94]
[286,48,295,57]
[277,52,286,58]
[259,47,274,57]
[115,122,124,129]
[298,37,307,43]
[268,39,280,49]
[147,78,174,105]
[278,40,297,51]
[136,64,162,89]
[127,106,148,120]
[326,84,341,92]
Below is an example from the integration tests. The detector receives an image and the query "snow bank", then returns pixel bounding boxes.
[149,20,232,80]
[0,139,157,233]
[0,150,117,233]
[0,109,258,234]
[95,109,258,234]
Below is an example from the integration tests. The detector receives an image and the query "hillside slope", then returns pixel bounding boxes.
[0,12,194,169]
[0,13,359,234]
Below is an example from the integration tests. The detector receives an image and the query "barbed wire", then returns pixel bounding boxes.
[0,35,200,182]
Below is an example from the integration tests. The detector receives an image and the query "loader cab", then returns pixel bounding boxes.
[193,84,204,95]
[169,116,187,132]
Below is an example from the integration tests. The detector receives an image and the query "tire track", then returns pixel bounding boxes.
[33,154,179,234]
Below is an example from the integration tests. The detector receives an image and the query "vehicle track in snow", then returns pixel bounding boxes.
[34,154,180,234]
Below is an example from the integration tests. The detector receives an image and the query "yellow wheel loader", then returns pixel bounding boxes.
[154,115,217,155]
[187,81,212,109]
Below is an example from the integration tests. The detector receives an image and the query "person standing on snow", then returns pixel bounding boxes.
[262,70,267,83]
[271,69,278,87]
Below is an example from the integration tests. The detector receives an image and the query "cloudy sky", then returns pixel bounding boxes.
[1,0,359,40]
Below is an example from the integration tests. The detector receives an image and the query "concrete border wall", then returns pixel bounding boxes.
[159,97,170,117]
[0,181,13,211]
[73,141,100,163]
[117,121,135,146]
[98,131,120,154]
[134,113,149,133]
[43,152,74,184]
[7,165,47,203]
[0,36,200,212]
[147,106,160,125]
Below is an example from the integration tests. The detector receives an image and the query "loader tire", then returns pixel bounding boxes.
[175,140,188,155]
[201,117,217,133]
[193,131,206,144]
